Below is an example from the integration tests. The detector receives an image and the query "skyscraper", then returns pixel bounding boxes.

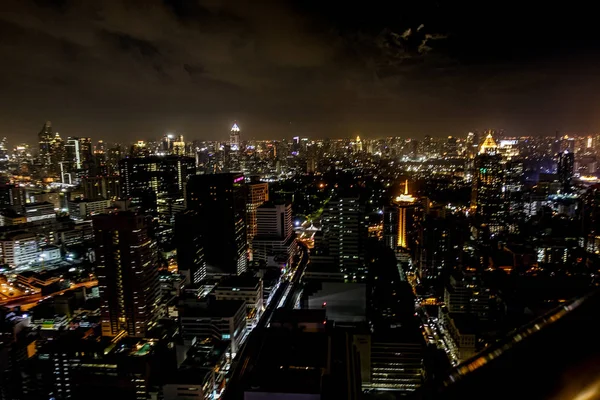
[65,137,82,169]
[230,123,241,151]
[252,202,297,267]
[383,205,399,250]
[38,121,53,167]
[93,212,160,338]
[175,210,206,284]
[557,150,575,192]
[172,135,185,156]
[186,173,247,275]
[119,155,196,212]
[247,178,269,247]
[49,132,65,173]
[471,134,504,233]
[320,196,367,278]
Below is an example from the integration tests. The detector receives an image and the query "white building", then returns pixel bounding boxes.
[68,198,111,220]
[0,231,39,267]
[40,245,62,263]
[252,202,297,268]
[213,275,263,327]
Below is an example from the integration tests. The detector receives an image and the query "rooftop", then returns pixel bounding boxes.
[246,331,329,395]
[215,274,260,290]
[180,299,246,318]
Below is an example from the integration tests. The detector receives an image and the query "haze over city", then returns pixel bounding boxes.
[3,0,600,142]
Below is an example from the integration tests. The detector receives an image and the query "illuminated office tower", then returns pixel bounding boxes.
[252,202,297,267]
[471,133,505,233]
[93,212,160,338]
[230,123,241,151]
[246,178,269,248]
[355,135,363,153]
[321,196,367,277]
[172,135,185,156]
[65,137,82,169]
[119,155,196,212]
[38,121,53,166]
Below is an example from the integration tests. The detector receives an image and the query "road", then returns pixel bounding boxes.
[0,280,98,310]
[222,243,309,400]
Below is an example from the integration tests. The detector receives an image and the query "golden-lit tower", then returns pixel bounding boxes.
[393,179,416,249]
[479,131,498,155]
[355,135,363,153]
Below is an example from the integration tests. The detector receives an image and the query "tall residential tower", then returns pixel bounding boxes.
[93,212,161,338]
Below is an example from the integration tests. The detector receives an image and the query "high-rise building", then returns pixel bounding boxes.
[162,134,174,153]
[172,135,185,156]
[0,137,8,163]
[119,155,196,212]
[175,210,206,284]
[246,179,269,247]
[471,135,504,233]
[38,121,53,166]
[230,123,241,151]
[390,180,417,250]
[557,150,575,192]
[49,132,65,173]
[252,202,297,267]
[383,205,399,250]
[465,132,479,159]
[355,135,363,153]
[65,137,82,169]
[93,212,160,337]
[82,175,121,200]
[186,173,247,275]
[417,216,452,285]
[320,196,367,278]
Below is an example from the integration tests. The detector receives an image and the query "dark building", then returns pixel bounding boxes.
[0,184,26,209]
[175,210,206,284]
[557,150,575,192]
[37,333,176,400]
[383,205,399,250]
[93,212,161,338]
[119,155,196,212]
[417,216,452,286]
[186,173,247,275]
[38,121,53,167]
[81,175,121,200]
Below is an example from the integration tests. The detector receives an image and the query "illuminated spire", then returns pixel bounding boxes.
[479,131,498,155]
[404,179,409,195]
[231,123,240,132]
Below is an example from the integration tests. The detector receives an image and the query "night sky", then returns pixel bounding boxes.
[2,0,600,143]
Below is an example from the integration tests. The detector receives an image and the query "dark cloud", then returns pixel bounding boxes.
[1,0,600,145]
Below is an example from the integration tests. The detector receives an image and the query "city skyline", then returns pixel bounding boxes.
[3,1,600,142]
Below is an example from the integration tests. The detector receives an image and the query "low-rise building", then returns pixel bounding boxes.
[443,311,478,363]
[0,231,39,267]
[53,221,94,246]
[22,202,55,223]
[179,298,246,355]
[39,245,61,263]
[213,274,263,326]
[68,198,111,220]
